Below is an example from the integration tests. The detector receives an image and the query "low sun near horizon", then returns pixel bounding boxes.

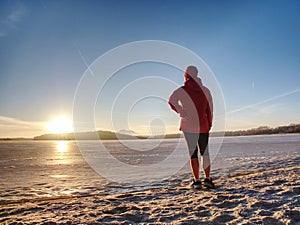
[45,116,74,134]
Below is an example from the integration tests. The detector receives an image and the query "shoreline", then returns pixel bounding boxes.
[1,159,299,224]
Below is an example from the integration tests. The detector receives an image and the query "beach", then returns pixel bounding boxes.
[0,157,299,224]
[0,135,300,224]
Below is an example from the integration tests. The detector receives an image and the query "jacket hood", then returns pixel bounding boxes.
[184,77,203,91]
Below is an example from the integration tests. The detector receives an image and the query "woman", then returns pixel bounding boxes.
[168,65,215,189]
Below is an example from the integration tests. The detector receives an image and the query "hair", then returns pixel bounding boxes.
[184,66,198,80]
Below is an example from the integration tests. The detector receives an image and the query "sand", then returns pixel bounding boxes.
[1,159,299,225]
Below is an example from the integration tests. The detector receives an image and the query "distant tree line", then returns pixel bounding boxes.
[32,130,183,140]
[223,124,300,136]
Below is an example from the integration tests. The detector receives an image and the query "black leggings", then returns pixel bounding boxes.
[183,132,209,159]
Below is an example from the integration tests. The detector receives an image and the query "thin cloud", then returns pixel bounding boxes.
[0,115,42,127]
[7,4,26,26]
[0,115,45,138]
[257,103,283,115]
[227,88,300,115]
[73,42,96,78]
[1,2,27,37]
[225,89,300,131]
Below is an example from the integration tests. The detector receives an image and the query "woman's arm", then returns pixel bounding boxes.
[168,89,183,114]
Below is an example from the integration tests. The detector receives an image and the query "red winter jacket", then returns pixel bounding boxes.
[168,77,213,133]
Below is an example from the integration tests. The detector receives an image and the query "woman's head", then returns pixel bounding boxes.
[184,65,198,81]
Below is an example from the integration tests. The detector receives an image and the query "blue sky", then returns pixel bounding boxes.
[0,0,299,137]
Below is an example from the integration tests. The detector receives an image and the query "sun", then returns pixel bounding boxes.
[46,116,74,134]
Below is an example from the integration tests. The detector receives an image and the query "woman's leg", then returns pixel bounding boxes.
[183,132,200,180]
[198,133,210,178]
[190,158,200,180]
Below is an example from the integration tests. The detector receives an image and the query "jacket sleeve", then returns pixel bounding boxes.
[206,89,213,129]
[168,89,183,114]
